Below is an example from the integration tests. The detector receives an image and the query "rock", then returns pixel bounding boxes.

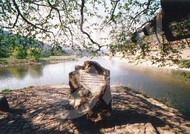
[69,61,112,121]
[0,95,10,112]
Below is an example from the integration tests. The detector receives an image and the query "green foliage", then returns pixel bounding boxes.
[40,49,52,57]
[0,31,43,60]
[51,45,65,56]
[1,0,187,61]
[11,45,27,59]
[1,88,12,93]
[27,47,41,60]
[172,59,190,68]
[0,47,10,58]
[0,0,161,54]
[0,30,43,60]
[0,58,7,64]
[0,34,11,58]
[109,42,137,56]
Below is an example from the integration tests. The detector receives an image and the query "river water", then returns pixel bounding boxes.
[0,57,190,116]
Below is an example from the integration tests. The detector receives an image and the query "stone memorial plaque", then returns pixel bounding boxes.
[79,70,105,94]
[69,61,112,121]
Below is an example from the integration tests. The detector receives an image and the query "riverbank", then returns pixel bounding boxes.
[0,85,190,133]
[110,56,190,72]
[0,55,77,68]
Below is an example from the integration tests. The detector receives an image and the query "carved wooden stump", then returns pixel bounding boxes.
[0,95,10,112]
[69,61,112,122]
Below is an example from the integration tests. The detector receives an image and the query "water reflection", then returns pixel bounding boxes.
[0,69,11,78]
[28,65,43,78]
[0,64,44,80]
[9,66,28,79]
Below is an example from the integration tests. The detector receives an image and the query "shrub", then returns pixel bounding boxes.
[51,45,65,56]
[11,45,27,59]
[40,49,52,57]
[27,47,42,60]
[0,47,10,58]
[0,58,7,64]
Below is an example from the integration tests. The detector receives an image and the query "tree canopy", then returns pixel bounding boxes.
[0,0,189,59]
[0,1,160,51]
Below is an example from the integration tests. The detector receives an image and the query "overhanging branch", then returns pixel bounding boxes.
[109,0,120,23]
[133,0,151,19]
[12,0,55,40]
[3,13,19,29]
[80,0,102,52]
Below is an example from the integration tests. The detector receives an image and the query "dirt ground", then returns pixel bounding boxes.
[0,85,190,134]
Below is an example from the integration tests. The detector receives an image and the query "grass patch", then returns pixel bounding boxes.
[1,88,12,93]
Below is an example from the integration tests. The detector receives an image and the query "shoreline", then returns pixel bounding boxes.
[0,84,190,133]
[108,56,190,72]
[0,55,77,68]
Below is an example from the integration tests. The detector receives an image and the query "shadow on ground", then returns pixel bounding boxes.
[0,86,190,133]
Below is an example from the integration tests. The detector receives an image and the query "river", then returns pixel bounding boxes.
[0,57,190,116]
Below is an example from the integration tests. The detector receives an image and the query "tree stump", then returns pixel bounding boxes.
[69,61,112,122]
[0,96,10,112]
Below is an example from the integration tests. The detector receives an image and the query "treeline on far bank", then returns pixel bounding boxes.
[0,32,66,62]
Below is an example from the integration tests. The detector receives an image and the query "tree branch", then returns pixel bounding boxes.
[80,0,102,52]
[3,13,19,29]
[12,0,55,39]
[109,0,120,23]
[47,0,74,47]
[47,0,62,22]
[131,0,152,22]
